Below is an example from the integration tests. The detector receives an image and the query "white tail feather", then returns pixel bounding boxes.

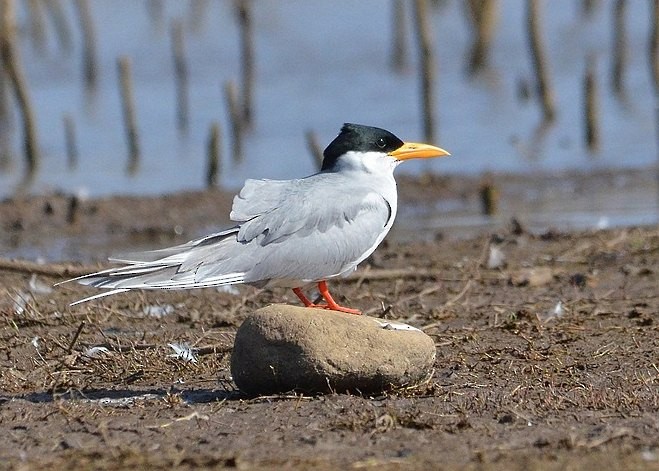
[69,288,131,306]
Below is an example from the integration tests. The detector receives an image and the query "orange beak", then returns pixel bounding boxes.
[388,142,450,161]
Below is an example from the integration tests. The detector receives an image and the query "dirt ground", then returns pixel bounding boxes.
[0,176,658,470]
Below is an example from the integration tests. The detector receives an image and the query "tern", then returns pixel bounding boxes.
[65,124,449,314]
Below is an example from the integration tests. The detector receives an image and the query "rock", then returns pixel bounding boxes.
[230,304,436,395]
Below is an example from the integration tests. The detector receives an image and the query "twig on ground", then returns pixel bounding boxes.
[0,258,95,278]
[66,321,85,354]
[443,279,474,307]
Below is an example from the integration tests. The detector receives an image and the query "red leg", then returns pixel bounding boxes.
[317,280,361,315]
[292,287,314,307]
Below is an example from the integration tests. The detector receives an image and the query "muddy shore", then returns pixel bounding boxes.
[1,172,658,470]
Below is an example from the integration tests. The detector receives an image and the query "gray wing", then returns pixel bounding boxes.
[232,176,390,242]
[66,175,392,303]
[231,177,355,243]
[229,175,392,283]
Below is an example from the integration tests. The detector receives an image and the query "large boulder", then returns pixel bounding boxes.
[230,304,436,395]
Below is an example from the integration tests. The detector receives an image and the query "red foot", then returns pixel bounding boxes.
[292,281,361,315]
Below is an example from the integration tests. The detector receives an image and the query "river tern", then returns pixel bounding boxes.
[65,124,449,314]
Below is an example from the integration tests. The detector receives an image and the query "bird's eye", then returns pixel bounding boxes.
[376,138,386,148]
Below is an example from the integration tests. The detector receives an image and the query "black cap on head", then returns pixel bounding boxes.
[321,123,405,171]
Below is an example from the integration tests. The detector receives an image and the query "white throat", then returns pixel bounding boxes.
[335,150,400,175]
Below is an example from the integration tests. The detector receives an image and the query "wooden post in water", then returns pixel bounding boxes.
[117,56,140,174]
[584,54,600,153]
[611,0,627,96]
[413,0,437,143]
[0,65,10,170]
[224,80,243,164]
[305,129,324,170]
[147,0,164,32]
[171,20,189,133]
[479,174,499,216]
[74,0,98,94]
[0,55,9,131]
[236,0,254,129]
[63,114,77,169]
[0,0,40,175]
[465,0,499,75]
[527,0,556,122]
[26,0,47,54]
[190,0,209,33]
[650,0,659,95]
[44,0,73,52]
[390,0,409,73]
[581,0,600,18]
[206,121,221,188]
[655,105,659,206]
[66,194,79,225]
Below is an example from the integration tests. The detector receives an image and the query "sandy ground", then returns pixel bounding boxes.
[0,175,658,470]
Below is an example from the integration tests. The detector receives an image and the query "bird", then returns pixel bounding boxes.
[63,123,449,314]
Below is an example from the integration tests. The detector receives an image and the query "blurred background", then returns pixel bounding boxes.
[0,0,658,236]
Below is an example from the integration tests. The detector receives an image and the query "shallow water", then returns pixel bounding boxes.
[0,0,657,199]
